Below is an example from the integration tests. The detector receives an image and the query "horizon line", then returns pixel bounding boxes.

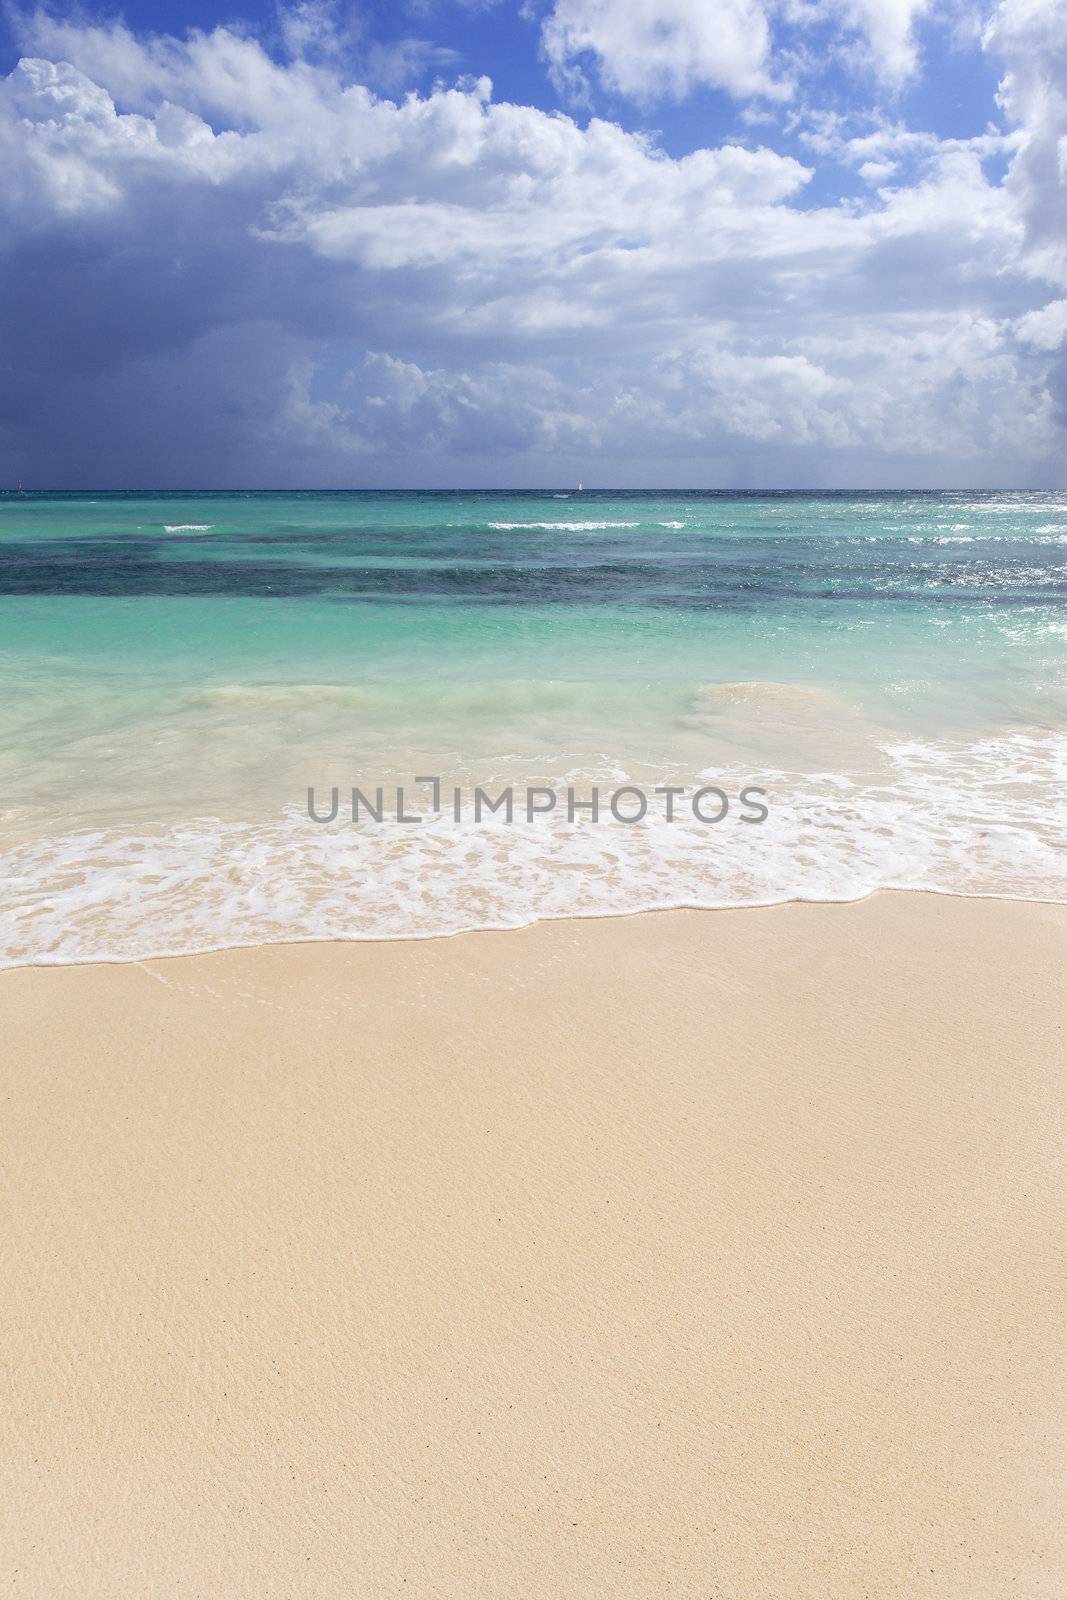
[2,486,1061,497]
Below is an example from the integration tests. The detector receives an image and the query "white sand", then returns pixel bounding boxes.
[2,893,1066,1596]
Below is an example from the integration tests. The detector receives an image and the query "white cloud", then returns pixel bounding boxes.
[984,0,1067,287]
[982,0,1067,422]
[540,0,939,104]
[1016,299,1067,349]
[0,7,1063,485]
[278,0,363,62]
[541,0,784,103]
[824,0,933,82]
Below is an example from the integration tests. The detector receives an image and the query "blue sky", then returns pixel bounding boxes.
[0,0,1064,487]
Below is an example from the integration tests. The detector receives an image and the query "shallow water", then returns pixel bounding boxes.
[1,490,1065,964]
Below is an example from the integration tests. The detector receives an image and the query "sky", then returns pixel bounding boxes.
[0,0,1065,489]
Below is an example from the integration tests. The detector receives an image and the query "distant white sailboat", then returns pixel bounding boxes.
[577,480,583,492]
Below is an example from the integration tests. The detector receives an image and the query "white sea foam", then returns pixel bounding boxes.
[905,531,1067,545]
[487,521,640,531]
[163,523,213,533]
[1,735,1063,968]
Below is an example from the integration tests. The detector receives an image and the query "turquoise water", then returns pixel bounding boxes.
[1,490,1065,963]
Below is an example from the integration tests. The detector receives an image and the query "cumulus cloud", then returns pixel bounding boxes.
[984,0,1067,286]
[1016,299,1067,349]
[541,0,784,103]
[541,0,937,103]
[983,0,1067,422]
[0,2,1064,487]
[820,0,934,83]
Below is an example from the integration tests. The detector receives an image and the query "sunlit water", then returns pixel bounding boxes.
[1,490,1065,964]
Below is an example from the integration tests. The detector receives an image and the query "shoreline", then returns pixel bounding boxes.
[5,880,1067,972]
[4,893,1067,1596]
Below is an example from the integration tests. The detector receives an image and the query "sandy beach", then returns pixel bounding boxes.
[2,892,1066,1597]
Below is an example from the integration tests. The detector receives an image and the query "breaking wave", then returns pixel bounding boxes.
[2,734,1063,967]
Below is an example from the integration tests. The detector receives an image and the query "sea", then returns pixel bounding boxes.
[1,489,1064,966]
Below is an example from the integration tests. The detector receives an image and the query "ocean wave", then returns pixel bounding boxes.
[487,521,641,531]
[1,735,1063,967]
[163,523,213,533]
